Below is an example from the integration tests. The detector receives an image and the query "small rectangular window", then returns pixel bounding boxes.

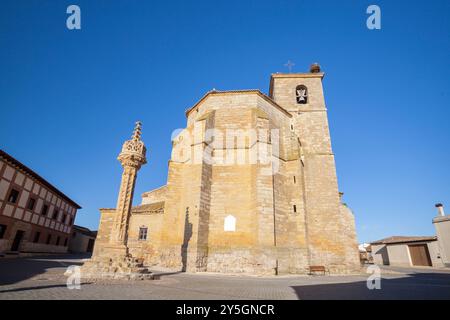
[56,236,60,246]
[33,232,41,243]
[27,198,36,211]
[52,209,59,220]
[293,176,296,184]
[64,238,68,246]
[138,227,148,241]
[0,224,7,239]
[69,217,73,225]
[293,205,297,213]
[46,234,52,245]
[41,204,49,216]
[8,189,19,203]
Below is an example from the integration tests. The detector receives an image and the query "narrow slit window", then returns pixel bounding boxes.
[293,205,297,213]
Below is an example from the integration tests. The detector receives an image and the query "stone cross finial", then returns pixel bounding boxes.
[284,60,295,73]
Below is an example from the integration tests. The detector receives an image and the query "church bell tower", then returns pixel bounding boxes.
[269,63,360,272]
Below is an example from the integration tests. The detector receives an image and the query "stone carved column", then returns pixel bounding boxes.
[110,122,147,249]
[81,122,153,280]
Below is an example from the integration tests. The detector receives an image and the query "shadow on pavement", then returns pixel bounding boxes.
[292,272,450,300]
[0,282,92,293]
[151,271,185,280]
[0,254,89,286]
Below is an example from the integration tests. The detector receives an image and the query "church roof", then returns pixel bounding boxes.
[185,89,292,118]
[131,201,165,214]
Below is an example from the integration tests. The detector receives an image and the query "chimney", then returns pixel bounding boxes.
[435,203,445,217]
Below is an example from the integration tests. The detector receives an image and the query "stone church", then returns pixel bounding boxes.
[89,64,360,276]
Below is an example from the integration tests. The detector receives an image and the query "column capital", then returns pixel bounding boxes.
[117,121,147,168]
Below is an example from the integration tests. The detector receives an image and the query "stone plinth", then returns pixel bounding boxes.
[81,253,154,280]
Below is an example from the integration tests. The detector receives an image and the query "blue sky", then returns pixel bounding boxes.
[1,0,449,243]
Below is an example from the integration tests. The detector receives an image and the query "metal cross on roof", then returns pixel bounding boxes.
[284,60,295,73]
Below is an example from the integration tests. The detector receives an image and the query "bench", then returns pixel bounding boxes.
[309,265,328,275]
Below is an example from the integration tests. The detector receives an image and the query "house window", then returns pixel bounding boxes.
[224,215,236,232]
[27,198,36,211]
[7,189,19,203]
[138,227,148,241]
[56,236,60,246]
[46,234,52,245]
[0,224,7,239]
[33,232,41,243]
[296,85,308,104]
[293,176,296,184]
[41,204,49,216]
[52,209,59,220]
[293,205,297,213]
[69,217,73,225]
[64,238,68,246]
[63,214,67,224]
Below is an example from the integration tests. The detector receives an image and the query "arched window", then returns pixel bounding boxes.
[296,85,308,104]
[224,215,236,232]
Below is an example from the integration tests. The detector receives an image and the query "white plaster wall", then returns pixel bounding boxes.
[427,241,444,267]
[387,244,411,266]
[372,244,389,265]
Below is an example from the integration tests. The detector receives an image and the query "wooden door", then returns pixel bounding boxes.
[409,244,432,266]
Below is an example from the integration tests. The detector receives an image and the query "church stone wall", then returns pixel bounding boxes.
[127,212,164,264]
[91,208,115,257]
[141,186,167,205]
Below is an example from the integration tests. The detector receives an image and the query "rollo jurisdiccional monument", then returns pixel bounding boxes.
[81,121,154,279]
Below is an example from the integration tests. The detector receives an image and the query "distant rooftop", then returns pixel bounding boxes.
[370,236,437,245]
[73,225,97,237]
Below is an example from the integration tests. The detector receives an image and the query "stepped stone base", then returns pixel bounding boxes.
[81,253,154,280]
